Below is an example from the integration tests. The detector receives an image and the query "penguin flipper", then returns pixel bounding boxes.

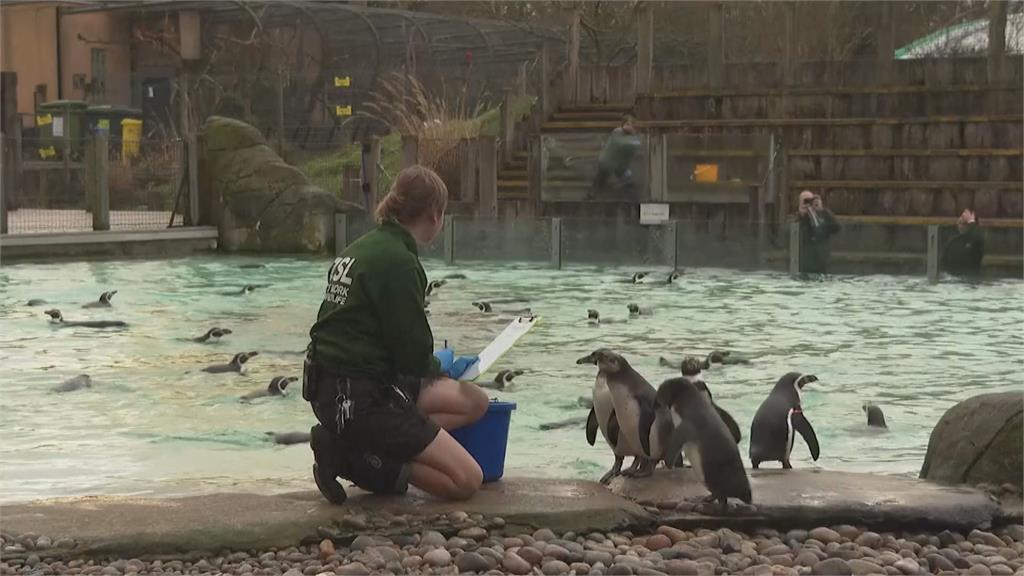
[658,356,678,369]
[793,411,820,460]
[606,411,620,448]
[663,418,697,466]
[714,403,743,444]
[586,408,599,446]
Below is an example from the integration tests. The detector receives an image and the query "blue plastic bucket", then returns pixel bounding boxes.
[450,400,517,483]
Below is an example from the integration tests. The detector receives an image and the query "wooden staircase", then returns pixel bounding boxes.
[497,103,632,200]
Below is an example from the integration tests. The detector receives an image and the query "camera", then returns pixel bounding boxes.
[802,197,815,205]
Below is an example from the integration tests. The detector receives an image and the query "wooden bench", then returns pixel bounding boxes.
[835,215,1023,229]
[646,84,1023,99]
[789,148,1023,157]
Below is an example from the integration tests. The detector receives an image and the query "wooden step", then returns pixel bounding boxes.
[497,179,528,189]
[639,115,1022,129]
[791,180,1023,190]
[498,170,527,180]
[835,215,1024,229]
[552,111,629,122]
[789,148,1023,157]
[559,104,634,113]
[648,83,1023,99]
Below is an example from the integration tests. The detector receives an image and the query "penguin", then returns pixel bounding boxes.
[577,396,594,409]
[193,327,233,343]
[666,271,682,284]
[265,431,311,446]
[53,374,92,393]
[443,273,467,280]
[586,310,625,325]
[749,372,820,469]
[473,301,493,313]
[539,415,590,431]
[241,376,296,401]
[223,285,257,296]
[238,263,265,269]
[202,351,259,374]
[577,349,659,483]
[26,299,48,307]
[82,290,117,308]
[708,350,751,365]
[657,376,752,513]
[480,369,524,391]
[44,309,127,329]
[621,272,649,284]
[863,403,887,428]
[425,279,446,296]
[678,356,742,444]
[626,303,652,317]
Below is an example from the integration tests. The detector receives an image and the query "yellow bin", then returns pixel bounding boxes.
[693,163,719,182]
[121,118,143,162]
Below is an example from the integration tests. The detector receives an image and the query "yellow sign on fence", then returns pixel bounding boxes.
[334,76,351,88]
[36,113,53,126]
[335,105,352,117]
[38,146,57,159]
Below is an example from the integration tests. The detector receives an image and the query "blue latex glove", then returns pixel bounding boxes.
[433,348,479,380]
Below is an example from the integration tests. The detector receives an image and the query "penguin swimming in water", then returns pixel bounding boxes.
[193,327,233,343]
[577,349,659,483]
[659,350,750,371]
[666,271,682,284]
[749,372,820,469]
[657,376,752,513]
[238,263,265,269]
[587,310,626,325]
[45,309,127,329]
[82,290,117,308]
[473,301,493,313]
[621,272,649,284]
[202,351,259,374]
[223,285,259,296]
[444,273,467,280]
[27,299,48,306]
[425,279,446,296]
[863,403,887,428]
[539,415,590,431]
[626,303,653,317]
[480,369,524,391]
[53,374,92,393]
[265,431,311,446]
[240,376,296,401]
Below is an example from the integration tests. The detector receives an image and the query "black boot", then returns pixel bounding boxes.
[310,424,348,505]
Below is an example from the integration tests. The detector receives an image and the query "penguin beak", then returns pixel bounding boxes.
[575,353,595,365]
[222,329,233,335]
[110,290,118,297]
[799,374,819,388]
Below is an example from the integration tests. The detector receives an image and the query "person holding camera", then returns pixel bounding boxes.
[303,165,488,505]
[796,190,841,275]
[941,208,985,277]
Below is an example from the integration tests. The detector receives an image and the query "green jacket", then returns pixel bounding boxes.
[598,127,641,171]
[941,223,985,277]
[310,220,441,382]
[798,209,841,275]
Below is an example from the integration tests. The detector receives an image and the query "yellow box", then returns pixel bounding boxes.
[693,163,719,183]
[335,105,352,117]
[334,76,351,88]
[121,118,143,162]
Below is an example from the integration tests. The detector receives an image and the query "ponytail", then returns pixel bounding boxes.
[375,165,449,225]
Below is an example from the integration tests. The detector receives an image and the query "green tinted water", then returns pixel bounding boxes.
[1,256,1021,503]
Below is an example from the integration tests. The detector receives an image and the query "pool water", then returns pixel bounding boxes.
[1,256,1021,503]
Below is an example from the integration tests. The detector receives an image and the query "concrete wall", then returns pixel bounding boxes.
[1,4,59,115]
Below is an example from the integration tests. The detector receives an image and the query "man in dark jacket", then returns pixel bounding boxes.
[590,114,642,198]
[797,190,841,276]
[941,208,985,277]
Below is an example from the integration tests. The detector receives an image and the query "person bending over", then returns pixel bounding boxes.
[941,208,985,277]
[304,165,488,504]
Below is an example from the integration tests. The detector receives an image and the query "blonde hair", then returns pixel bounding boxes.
[375,165,449,224]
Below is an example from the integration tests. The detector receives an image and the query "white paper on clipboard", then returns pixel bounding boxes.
[461,316,539,381]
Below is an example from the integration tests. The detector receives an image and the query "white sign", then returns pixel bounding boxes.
[52,116,64,137]
[639,203,670,225]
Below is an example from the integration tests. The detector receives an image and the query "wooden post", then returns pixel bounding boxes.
[334,212,348,255]
[0,71,15,234]
[539,41,552,119]
[443,214,455,264]
[476,136,497,218]
[988,0,1008,83]
[783,2,796,86]
[648,132,667,201]
[1,135,10,234]
[187,133,199,226]
[550,217,562,269]
[667,220,679,271]
[528,135,541,202]
[789,220,800,278]
[62,107,71,201]
[707,2,724,87]
[90,128,110,231]
[517,62,528,97]
[459,138,477,203]
[567,8,581,105]
[761,133,776,265]
[500,88,514,164]
[926,224,939,283]
[636,2,654,95]
[401,134,418,169]
[876,2,895,84]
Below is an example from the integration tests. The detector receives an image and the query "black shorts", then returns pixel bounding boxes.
[312,371,440,462]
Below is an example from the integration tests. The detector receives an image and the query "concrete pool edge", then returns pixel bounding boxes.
[1,473,1020,559]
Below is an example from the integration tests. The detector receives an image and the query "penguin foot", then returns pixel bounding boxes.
[599,470,620,485]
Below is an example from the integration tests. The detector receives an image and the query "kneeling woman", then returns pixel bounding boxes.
[304,165,489,503]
